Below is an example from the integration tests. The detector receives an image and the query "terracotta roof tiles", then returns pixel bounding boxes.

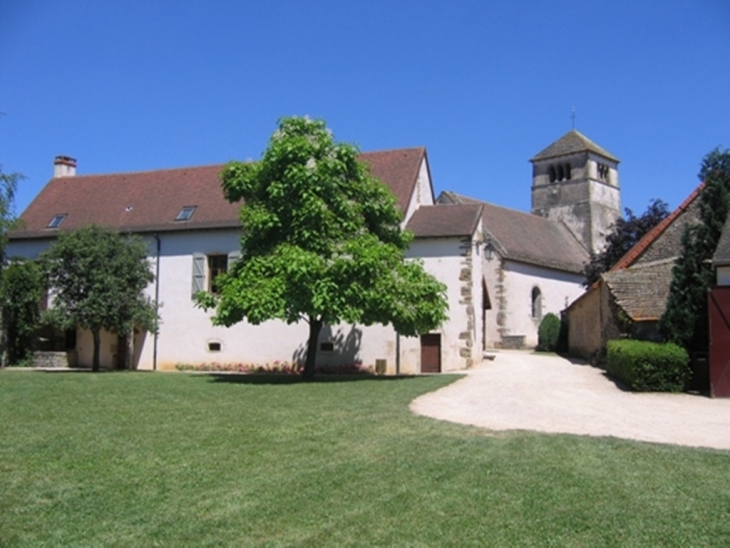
[11,148,426,240]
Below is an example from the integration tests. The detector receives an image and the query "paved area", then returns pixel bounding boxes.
[411,350,730,450]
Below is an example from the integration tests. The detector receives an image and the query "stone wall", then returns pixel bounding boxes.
[32,351,78,368]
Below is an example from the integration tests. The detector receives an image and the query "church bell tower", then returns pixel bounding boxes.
[530,129,620,255]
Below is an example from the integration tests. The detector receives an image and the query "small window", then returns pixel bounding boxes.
[208,341,221,352]
[208,254,228,294]
[531,287,542,320]
[320,342,334,352]
[47,214,67,228]
[175,206,197,221]
[597,164,609,181]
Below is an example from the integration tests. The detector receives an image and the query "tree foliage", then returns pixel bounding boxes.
[583,199,669,286]
[0,164,22,263]
[198,117,448,378]
[1,259,44,365]
[660,148,730,352]
[42,226,157,371]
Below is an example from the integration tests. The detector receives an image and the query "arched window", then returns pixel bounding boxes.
[564,162,571,180]
[531,287,542,320]
[549,166,556,183]
[556,164,564,181]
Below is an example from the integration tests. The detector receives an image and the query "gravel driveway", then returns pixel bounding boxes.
[411,350,730,450]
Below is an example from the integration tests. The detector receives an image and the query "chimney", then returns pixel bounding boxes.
[54,155,77,177]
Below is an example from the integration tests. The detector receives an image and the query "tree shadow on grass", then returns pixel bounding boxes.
[206,373,418,385]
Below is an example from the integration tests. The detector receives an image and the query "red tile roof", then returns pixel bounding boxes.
[609,183,704,271]
[11,148,426,240]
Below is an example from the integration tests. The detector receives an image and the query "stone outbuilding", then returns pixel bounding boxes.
[565,184,703,361]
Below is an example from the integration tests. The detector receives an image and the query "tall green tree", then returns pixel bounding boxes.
[660,148,730,352]
[583,199,669,286]
[42,226,157,371]
[0,165,21,262]
[198,117,448,378]
[1,259,43,365]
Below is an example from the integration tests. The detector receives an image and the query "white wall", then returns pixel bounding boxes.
[483,257,584,348]
[408,236,482,371]
[8,222,480,373]
[402,158,435,223]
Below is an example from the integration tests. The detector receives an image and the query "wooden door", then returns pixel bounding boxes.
[709,288,730,397]
[420,334,441,373]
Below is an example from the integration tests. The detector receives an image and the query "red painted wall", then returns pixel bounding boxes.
[709,287,730,397]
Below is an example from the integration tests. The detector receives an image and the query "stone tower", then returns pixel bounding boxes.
[530,129,620,255]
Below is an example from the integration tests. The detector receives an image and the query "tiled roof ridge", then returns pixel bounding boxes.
[609,182,705,272]
[56,147,426,179]
[57,162,226,179]
[442,190,545,219]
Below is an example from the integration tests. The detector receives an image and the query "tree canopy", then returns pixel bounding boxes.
[583,199,669,286]
[660,148,730,353]
[0,164,21,263]
[1,259,43,365]
[198,116,448,378]
[42,225,157,371]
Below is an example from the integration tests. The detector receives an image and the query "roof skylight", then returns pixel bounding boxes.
[47,214,67,229]
[175,206,197,221]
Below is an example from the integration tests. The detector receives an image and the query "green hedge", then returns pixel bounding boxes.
[537,313,561,352]
[606,339,690,392]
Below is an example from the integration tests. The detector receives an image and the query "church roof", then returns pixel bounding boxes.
[530,129,619,163]
[10,148,426,240]
[406,204,483,238]
[438,191,589,273]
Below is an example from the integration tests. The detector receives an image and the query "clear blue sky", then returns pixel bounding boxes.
[2,1,729,217]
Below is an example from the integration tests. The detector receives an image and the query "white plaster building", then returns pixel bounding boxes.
[9,149,485,373]
[9,129,620,369]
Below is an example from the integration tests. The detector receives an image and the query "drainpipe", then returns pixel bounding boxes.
[153,234,161,371]
[396,333,401,375]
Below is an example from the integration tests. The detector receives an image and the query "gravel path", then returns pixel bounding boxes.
[410,350,730,450]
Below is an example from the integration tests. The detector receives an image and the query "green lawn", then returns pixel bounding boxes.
[1,370,729,546]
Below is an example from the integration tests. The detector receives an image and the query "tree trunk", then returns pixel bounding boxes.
[92,329,101,372]
[303,317,322,380]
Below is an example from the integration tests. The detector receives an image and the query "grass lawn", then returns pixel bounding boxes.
[1,370,729,546]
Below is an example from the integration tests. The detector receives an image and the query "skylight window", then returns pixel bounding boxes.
[47,214,67,228]
[175,206,197,221]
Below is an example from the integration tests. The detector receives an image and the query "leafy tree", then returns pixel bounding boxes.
[198,117,448,379]
[1,259,43,365]
[42,225,157,371]
[660,148,730,352]
[584,199,669,286]
[0,163,23,365]
[0,164,21,263]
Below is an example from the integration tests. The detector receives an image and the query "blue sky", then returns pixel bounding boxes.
[1,1,729,217]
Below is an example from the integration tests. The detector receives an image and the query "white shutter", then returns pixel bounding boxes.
[192,253,206,298]
[227,250,242,269]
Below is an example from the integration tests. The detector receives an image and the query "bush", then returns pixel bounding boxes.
[537,313,561,352]
[606,339,690,392]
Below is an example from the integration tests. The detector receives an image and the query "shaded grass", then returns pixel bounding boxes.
[1,370,729,546]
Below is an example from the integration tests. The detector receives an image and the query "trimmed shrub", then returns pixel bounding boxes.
[537,313,561,352]
[606,339,690,392]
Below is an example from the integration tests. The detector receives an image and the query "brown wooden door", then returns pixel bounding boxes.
[709,288,730,397]
[421,334,441,373]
